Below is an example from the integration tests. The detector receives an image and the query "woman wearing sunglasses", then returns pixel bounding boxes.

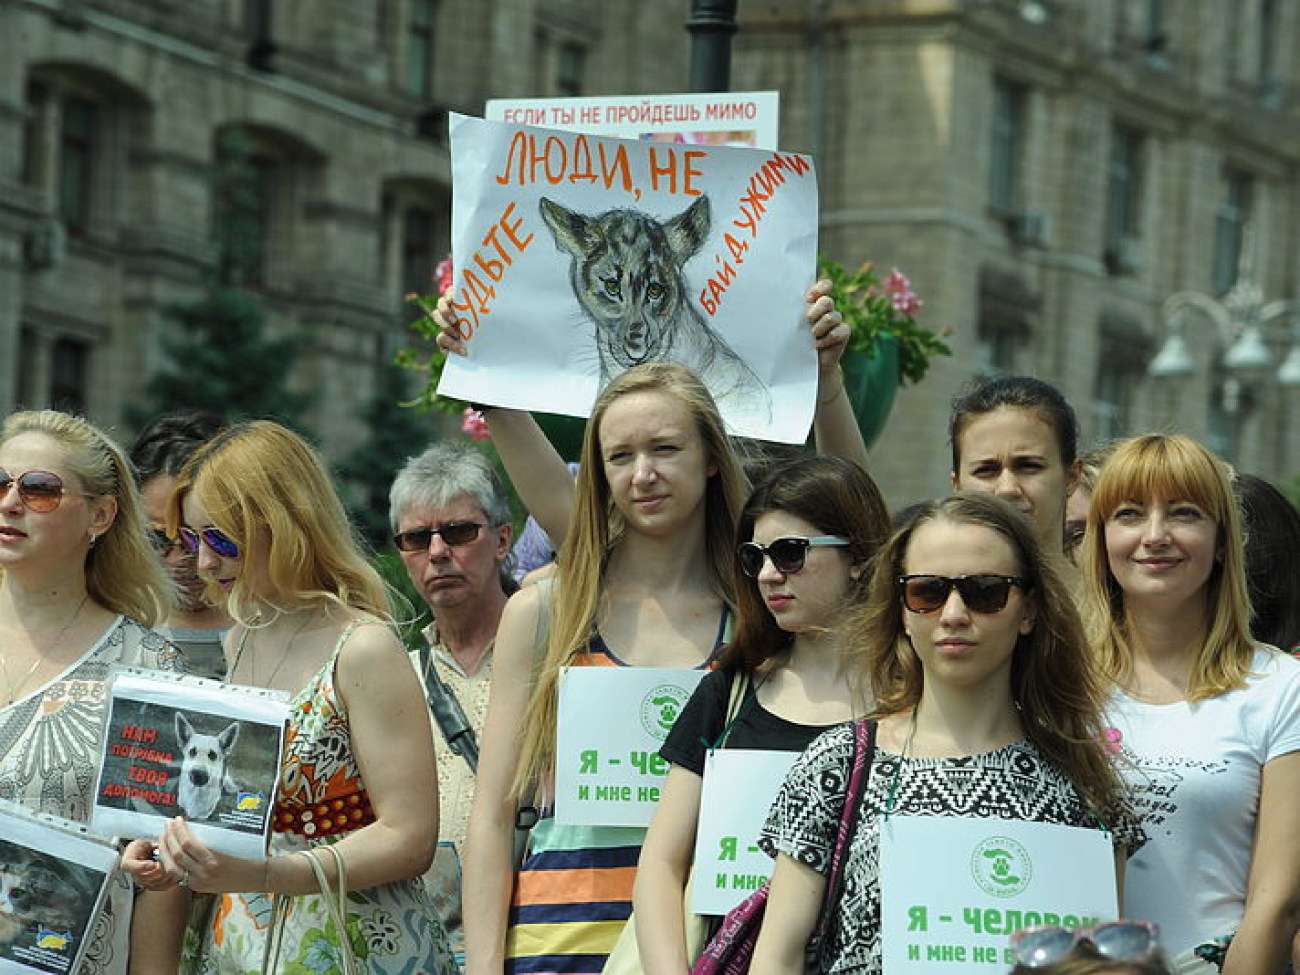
[751,494,1138,974]
[633,455,889,973]
[124,420,457,975]
[0,409,180,975]
[1081,435,1300,973]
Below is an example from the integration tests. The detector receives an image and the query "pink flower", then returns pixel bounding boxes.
[884,267,922,316]
[435,255,455,296]
[1099,727,1122,755]
[461,407,491,442]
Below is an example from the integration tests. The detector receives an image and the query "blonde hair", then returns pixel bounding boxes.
[1082,434,1254,702]
[512,363,749,796]
[850,493,1126,818]
[171,420,390,624]
[1,410,170,626]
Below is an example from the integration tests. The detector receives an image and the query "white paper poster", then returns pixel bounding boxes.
[92,669,289,859]
[555,667,705,826]
[0,803,118,975]
[437,113,819,443]
[486,91,780,149]
[690,748,797,915]
[880,816,1118,971]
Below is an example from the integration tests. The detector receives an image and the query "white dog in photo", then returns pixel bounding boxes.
[174,713,241,821]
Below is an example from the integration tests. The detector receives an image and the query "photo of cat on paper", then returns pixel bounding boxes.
[437,114,820,443]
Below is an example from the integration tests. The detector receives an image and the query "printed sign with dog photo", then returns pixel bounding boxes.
[436,113,819,444]
[0,802,117,975]
[91,669,289,859]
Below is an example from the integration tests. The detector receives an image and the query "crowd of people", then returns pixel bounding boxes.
[0,278,1298,975]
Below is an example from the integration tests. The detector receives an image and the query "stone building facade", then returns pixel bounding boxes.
[734,0,1300,500]
[1,0,688,456]
[4,0,1298,502]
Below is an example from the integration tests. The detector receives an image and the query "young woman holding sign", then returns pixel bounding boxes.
[632,454,889,974]
[751,494,1138,974]
[462,363,748,974]
[124,421,457,975]
[1081,435,1300,973]
[442,279,869,974]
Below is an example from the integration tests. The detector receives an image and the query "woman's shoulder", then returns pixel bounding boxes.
[332,614,403,660]
[1249,643,1300,678]
[116,615,186,670]
[799,719,860,763]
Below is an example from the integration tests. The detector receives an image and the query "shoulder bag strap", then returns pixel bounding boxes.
[811,718,876,956]
[409,629,480,773]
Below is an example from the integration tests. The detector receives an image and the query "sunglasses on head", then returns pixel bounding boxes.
[0,468,89,513]
[737,535,850,578]
[393,521,486,553]
[1010,921,1160,968]
[178,525,241,559]
[898,574,1026,614]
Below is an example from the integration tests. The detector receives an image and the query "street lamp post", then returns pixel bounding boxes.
[1149,228,1300,462]
[1149,234,1300,387]
[687,0,739,93]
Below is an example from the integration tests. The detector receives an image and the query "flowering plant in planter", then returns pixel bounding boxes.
[817,259,950,386]
[398,256,493,437]
[399,256,950,439]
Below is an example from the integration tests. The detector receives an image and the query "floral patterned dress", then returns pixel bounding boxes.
[0,615,181,975]
[191,621,457,975]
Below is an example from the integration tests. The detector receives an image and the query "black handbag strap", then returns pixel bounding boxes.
[409,628,481,772]
[811,718,876,959]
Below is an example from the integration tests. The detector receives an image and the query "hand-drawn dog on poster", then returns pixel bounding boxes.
[538,195,765,408]
[439,115,820,443]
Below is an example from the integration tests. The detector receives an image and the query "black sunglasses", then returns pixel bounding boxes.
[1010,921,1160,968]
[178,525,241,559]
[737,535,850,578]
[0,468,89,513]
[898,574,1026,614]
[393,521,486,553]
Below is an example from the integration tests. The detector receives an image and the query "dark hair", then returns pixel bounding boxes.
[719,455,890,673]
[852,493,1125,818]
[130,411,227,482]
[1236,473,1300,652]
[949,376,1078,472]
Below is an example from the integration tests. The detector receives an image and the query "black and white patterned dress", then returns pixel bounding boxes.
[758,723,1142,974]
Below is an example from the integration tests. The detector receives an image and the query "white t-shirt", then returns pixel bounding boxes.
[1105,646,1300,955]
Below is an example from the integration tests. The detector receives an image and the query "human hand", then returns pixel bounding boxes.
[805,278,850,383]
[121,837,177,892]
[432,294,469,357]
[157,817,258,894]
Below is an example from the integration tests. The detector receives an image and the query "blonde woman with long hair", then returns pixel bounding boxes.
[1081,434,1300,973]
[124,420,457,975]
[462,363,749,974]
[0,409,179,975]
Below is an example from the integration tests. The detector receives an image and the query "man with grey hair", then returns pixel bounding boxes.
[389,441,516,967]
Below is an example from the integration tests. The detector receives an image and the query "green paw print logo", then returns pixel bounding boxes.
[970,836,1032,898]
[640,684,690,740]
